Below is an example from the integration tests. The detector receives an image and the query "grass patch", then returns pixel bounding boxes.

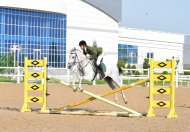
[122,79,148,87]
[0,76,16,83]
[96,80,107,85]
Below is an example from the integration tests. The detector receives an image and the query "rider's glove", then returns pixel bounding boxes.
[86,54,90,59]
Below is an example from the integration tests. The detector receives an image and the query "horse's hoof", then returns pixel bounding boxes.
[115,101,120,104]
[78,88,83,92]
[73,89,77,92]
[124,101,128,104]
[73,86,77,92]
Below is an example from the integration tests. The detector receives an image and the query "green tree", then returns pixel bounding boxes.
[0,55,6,73]
[143,58,149,69]
[0,53,15,74]
[0,55,5,66]
[126,64,131,74]
[117,57,127,69]
[184,67,190,75]
[176,59,180,69]
[0,53,14,67]
[162,71,168,75]
[7,53,14,67]
[135,71,141,75]
[143,58,149,75]
[93,39,97,48]
[91,40,102,57]
[131,65,136,74]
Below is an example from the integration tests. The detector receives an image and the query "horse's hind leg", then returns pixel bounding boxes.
[113,77,128,104]
[121,90,128,104]
[104,77,119,103]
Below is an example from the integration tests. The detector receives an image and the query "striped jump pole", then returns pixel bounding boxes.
[53,80,145,117]
[56,79,149,111]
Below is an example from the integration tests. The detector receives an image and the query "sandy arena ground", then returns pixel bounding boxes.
[0,83,190,132]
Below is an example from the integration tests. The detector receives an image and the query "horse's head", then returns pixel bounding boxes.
[67,48,85,69]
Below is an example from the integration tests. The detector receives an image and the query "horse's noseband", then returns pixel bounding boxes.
[68,52,78,69]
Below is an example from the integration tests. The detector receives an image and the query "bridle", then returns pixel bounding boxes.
[68,49,92,75]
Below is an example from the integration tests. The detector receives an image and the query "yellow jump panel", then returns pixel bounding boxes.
[20,57,48,113]
[147,58,177,118]
[27,84,44,91]
[153,87,171,95]
[153,61,172,68]
[27,60,44,66]
[153,100,170,108]
[27,72,44,79]
[153,74,171,81]
[27,96,44,103]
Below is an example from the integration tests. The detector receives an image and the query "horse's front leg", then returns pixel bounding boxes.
[78,77,83,91]
[72,76,77,92]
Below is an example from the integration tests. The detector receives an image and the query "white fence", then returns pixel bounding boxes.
[0,66,190,87]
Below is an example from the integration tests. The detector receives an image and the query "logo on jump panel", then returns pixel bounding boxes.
[157,75,166,81]
[157,88,167,94]
[31,73,40,78]
[157,101,166,107]
[31,85,40,90]
[31,60,40,66]
[30,97,39,102]
[158,62,167,68]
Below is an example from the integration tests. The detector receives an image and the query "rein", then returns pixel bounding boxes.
[69,49,96,75]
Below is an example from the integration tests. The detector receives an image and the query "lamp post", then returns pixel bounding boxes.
[34,49,41,60]
[10,44,20,67]
[138,53,144,68]
[129,52,133,64]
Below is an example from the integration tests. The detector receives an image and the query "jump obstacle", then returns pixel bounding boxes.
[56,79,148,111]
[20,57,177,118]
[42,79,148,117]
[147,58,177,118]
[20,57,49,113]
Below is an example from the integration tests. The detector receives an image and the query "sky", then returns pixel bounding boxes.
[122,0,190,35]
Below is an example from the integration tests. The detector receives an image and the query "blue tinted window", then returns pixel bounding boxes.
[147,52,154,58]
[0,7,67,67]
[118,44,138,64]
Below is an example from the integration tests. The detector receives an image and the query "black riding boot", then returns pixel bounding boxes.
[98,63,105,79]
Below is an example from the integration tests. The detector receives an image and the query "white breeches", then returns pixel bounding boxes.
[96,54,104,65]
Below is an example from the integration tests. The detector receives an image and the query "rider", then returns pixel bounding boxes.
[79,40,105,79]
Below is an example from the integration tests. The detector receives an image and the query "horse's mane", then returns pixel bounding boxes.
[70,47,86,59]
[70,48,83,54]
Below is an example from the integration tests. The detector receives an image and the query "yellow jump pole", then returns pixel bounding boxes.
[40,57,49,112]
[167,58,177,118]
[56,79,148,113]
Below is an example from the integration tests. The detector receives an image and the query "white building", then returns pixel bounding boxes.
[119,28,184,69]
[184,35,190,68]
[0,0,185,69]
